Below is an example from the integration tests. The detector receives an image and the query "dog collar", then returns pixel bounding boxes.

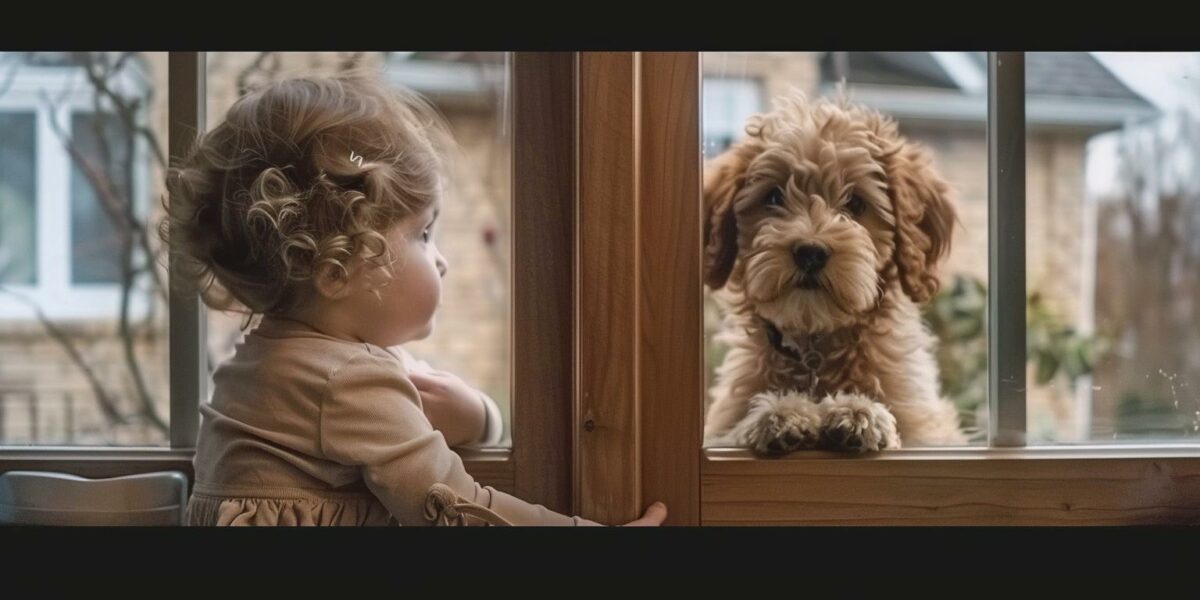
[760,318,824,372]
[759,317,827,397]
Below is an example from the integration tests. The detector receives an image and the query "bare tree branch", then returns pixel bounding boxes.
[236,52,279,96]
[41,76,169,307]
[1100,104,1200,432]
[74,52,167,168]
[0,286,127,426]
[42,58,169,435]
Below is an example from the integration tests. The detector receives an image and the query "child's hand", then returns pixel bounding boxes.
[409,370,487,447]
[622,502,668,526]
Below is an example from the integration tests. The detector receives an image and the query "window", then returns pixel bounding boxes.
[1025,52,1200,443]
[386,52,513,445]
[0,112,36,286]
[564,52,1200,525]
[0,59,154,321]
[0,52,168,446]
[703,76,763,158]
[2,53,571,512]
[70,112,132,285]
[6,51,1196,525]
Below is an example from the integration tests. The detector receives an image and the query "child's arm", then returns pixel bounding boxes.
[385,346,501,447]
[408,370,488,447]
[470,389,504,447]
[408,371,505,447]
[319,351,601,526]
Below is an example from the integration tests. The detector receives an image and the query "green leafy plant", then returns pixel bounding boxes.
[923,274,1108,438]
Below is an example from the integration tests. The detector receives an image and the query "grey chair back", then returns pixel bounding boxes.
[0,470,189,526]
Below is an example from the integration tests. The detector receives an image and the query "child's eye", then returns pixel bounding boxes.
[421,227,432,243]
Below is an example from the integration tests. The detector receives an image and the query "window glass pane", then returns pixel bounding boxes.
[702,52,988,450]
[0,52,170,446]
[0,111,37,285]
[70,112,131,284]
[1026,52,1200,443]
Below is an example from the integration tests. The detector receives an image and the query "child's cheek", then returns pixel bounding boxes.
[426,263,443,311]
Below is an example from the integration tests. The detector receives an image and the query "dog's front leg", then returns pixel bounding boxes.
[726,391,823,457]
[817,392,901,452]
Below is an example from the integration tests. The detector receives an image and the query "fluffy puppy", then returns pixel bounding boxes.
[703,92,966,455]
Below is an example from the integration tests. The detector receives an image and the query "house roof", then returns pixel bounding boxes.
[1019,52,1149,102]
[822,52,959,90]
[387,51,1163,130]
[819,52,1158,132]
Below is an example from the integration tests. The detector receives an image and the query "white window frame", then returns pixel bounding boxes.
[702,76,763,158]
[0,64,153,321]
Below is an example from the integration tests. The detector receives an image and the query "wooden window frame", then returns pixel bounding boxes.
[574,51,1200,526]
[8,51,1200,526]
[0,53,580,516]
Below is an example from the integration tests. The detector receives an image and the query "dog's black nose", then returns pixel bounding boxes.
[793,244,829,273]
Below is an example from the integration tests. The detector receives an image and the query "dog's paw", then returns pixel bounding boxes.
[818,392,900,452]
[734,392,822,457]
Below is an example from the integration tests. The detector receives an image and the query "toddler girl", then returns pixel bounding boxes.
[165,73,666,526]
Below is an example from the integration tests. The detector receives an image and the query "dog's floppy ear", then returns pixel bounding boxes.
[703,143,757,289]
[885,142,956,304]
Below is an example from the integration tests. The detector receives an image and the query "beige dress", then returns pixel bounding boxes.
[186,316,598,526]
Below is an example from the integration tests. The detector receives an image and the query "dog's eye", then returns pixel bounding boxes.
[763,187,785,208]
[845,193,867,217]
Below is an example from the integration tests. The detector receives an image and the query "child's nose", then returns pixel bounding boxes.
[436,253,448,277]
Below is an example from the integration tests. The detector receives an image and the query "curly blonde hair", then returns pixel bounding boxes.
[162,72,452,315]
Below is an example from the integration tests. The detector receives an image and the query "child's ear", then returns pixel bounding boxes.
[312,262,355,300]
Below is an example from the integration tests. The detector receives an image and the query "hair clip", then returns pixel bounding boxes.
[349,151,364,168]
